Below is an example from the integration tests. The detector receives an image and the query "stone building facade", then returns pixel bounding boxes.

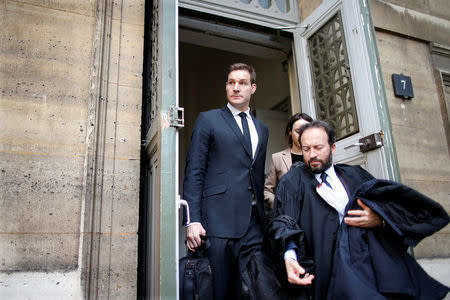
[0,0,448,298]
[1,0,144,298]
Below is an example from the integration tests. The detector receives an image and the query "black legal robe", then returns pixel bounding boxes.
[269,163,450,300]
[271,162,374,300]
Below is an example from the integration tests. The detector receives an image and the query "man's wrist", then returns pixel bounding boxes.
[187,222,201,227]
[284,249,298,261]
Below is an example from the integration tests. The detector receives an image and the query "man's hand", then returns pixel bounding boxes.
[344,199,383,228]
[186,223,206,251]
[285,258,314,285]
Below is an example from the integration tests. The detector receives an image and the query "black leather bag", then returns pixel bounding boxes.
[179,240,213,300]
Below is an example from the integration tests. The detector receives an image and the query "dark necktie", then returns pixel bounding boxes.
[321,172,333,189]
[238,112,252,153]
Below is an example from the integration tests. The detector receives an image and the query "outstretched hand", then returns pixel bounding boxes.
[285,258,314,285]
[344,199,383,228]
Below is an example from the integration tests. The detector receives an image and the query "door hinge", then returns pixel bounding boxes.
[169,105,184,128]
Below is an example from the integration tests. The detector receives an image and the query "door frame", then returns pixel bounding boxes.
[139,0,401,298]
[140,0,180,299]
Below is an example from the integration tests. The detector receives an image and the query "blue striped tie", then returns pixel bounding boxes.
[321,172,332,189]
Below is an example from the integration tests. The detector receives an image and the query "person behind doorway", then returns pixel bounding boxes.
[264,112,312,215]
[183,63,269,299]
[266,120,450,300]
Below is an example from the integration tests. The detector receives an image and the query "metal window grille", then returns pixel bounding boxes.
[308,11,359,140]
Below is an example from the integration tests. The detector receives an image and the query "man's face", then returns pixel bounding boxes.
[301,127,336,173]
[225,69,256,111]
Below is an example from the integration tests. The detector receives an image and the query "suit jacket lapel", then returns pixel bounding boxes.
[334,165,359,197]
[220,107,252,158]
[281,148,292,171]
[251,114,263,162]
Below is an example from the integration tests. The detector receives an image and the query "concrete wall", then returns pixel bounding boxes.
[372,1,450,258]
[0,0,144,298]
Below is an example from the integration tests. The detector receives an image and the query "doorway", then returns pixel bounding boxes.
[178,8,295,256]
[138,2,395,297]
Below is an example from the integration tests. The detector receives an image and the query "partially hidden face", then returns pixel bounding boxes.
[290,118,310,149]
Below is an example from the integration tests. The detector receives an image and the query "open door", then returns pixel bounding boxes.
[140,0,180,298]
[292,0,399,180]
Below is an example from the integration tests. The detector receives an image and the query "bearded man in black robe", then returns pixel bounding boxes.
[267,120,449,300]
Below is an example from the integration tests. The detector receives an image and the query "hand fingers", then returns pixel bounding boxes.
[357,198,368,209]
[347,209,368,216]
[186,233,199,249]
[188,235,202,249]
[345,215,379,228]
[347,199,382,228]
[297,264,306,275]
[288,273,314,285]
[347,199,370,217]
[300,274,314,285]
[186,234,199,247]
[193,234,202,246]
[285,259,314,285]
[186,239,196,251]
[344,216,365,227]
[186,224,207,250]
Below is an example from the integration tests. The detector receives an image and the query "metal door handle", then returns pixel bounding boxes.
[344,142,364,149]
[178,197,190,226]
[344,132,384,153]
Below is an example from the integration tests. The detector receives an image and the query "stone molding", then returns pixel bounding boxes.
[370,0,450,46]
[81,0,114,298]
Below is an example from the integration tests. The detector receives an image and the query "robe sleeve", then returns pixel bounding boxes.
[272,172,302,221]
[354,179,450,247]
[266,168,314,288]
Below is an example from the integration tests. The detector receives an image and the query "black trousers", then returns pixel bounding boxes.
[207,206,263,300]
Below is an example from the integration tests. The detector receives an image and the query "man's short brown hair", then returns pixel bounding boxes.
[228,63,256,84]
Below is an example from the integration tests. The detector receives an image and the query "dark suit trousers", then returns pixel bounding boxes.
[207,206,263,300]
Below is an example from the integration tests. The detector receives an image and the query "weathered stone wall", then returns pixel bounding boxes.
[374,17,450,258]
[370,0,450,46]
[298,0,322,21]
[0,0,95,271]
[373,0,450,22]
[0,0,144,298]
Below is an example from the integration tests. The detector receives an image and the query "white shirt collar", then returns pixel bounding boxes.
[314,164,349,223]
[325,165,338,182]
[227,103,250,117]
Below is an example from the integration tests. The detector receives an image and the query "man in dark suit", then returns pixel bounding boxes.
[183,63,269,299]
